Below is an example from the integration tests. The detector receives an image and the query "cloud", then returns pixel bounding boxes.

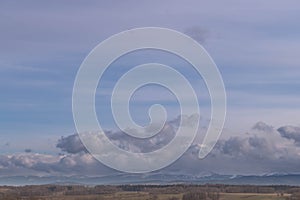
[0,152,113,177]
[1,121,300,177]
[24,149,32,153]
[165,121,300,175]
[215,135,279,160]
[106,122,176,153]
[55,129,174,154]
[56,116,184,154]
[56,134,87,154]
[277,126,300,145]
[53,121,300,175]
[252,121,274,132]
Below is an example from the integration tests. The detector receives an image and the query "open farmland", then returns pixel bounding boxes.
[0,184,298,200]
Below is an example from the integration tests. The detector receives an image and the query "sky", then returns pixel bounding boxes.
[0,0,300,177]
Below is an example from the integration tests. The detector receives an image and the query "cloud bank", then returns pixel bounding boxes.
[1,120,300,177]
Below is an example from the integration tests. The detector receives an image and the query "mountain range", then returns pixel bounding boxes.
[2,173,300,186]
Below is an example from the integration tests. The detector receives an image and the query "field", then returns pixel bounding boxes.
[0,192,290,200]
[0,185,297,200]
[220,193,289,200]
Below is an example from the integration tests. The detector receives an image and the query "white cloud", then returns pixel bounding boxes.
[1,121,300,176]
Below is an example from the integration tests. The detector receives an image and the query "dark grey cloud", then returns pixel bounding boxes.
[105,121,176,153]
[56,134,87,154]
[24,149,32,153]
[277,126,300,145]
[215,135,276,160]
[218,137,246,156]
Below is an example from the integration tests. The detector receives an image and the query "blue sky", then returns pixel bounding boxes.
[1,0,300,176]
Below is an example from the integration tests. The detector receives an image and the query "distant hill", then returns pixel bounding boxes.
[2,173,300,186]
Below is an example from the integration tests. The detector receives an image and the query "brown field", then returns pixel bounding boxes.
[220,193,290,200]
[0,184,298,200]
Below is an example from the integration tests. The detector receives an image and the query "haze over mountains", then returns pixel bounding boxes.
[2,173,300,186]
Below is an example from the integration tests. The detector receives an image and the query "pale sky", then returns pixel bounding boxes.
[1,0,300,177]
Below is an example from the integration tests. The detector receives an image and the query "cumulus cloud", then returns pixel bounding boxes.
[52,121,300,175]
[165,122,300,175]
[252,121,274,132]
[106,123,176,153]
[215,135,281,160]
[56,127,175,154]
[166,129,300,175]
[0,152,113,177]
[56,134,87,154]
[56,116,184,154]
[277,126,300,145]
[1,121,300,177]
